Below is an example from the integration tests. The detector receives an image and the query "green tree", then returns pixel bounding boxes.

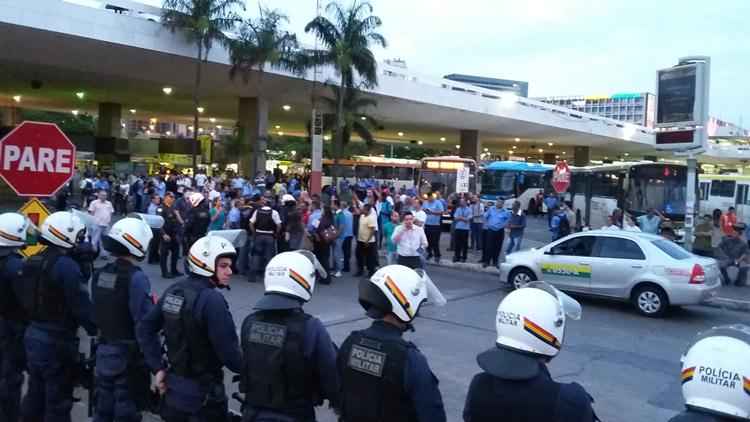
[228,6,304,177]
[161,0,243,173]
[304,0,386,186]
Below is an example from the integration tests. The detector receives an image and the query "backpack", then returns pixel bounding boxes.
[558,214,571,237]
[320,225,339,244]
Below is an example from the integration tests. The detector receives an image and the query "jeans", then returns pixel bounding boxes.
[424,225,442,259]
[470,222,483,250]
[720,262,748,286]
[313,240,332,283]
[386,251,398,265]
[237,236,253,275]
[249,235,275,282]
[333,237,345,272]
[342,237,352,272]
[90,225,107,255]
[397,255,422,270]
[148,228,161,263]
[506,234,523,254]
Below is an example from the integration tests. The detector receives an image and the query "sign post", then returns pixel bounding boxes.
[655,56,710,250]
[310,109,323,195]
[456,167,470,193]
[552,161,571,194]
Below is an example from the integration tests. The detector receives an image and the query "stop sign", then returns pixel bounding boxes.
[0,121,76,197]
[552,160,571,193]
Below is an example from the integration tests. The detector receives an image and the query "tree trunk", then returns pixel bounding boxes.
[192,42,203,176]
[334,73,346,190]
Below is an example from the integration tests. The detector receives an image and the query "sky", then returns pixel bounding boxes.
[136,0,750,124]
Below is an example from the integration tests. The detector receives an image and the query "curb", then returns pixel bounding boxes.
[412,254,750,314]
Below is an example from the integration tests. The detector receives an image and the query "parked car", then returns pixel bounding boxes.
[499,230,721,317]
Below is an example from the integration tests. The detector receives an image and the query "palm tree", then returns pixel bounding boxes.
[228,7,303,177]
[307,83,383,149]
[161,0,243,174]
[304,1,386,186]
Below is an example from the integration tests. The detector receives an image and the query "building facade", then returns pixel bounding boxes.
[535,92,656,127]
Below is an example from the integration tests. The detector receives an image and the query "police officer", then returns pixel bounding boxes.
[237,195,258,275]
[240,250,340,420]
[669,324,750,421]
[0,213,31,422]
[158,191,183,279]
[247,196,281,283]
[338,265,447,422]
[136,235,242,422]
[184,192,210,249]
[91,217,155,422]
[20,211,97,422]
[277,194,297,253]
[463,281,597,422]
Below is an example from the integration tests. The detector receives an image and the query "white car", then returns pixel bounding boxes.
[499,230,721,317]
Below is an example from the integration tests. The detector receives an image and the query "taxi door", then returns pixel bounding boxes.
[538,235,596,293]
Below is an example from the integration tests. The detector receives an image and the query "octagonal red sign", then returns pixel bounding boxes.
[0,121,76,197]
[552,160,571,194]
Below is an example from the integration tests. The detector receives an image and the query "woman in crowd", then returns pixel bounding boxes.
[208,196,226,231]
[312,205,335,284]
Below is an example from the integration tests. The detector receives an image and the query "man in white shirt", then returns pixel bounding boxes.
[412,199,427,227]
[194,171,207,190]
[88,189,114,256]
[392,212,428,269]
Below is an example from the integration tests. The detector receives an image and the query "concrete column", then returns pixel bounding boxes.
[459,129,481,160]
[237,97,269,178]
[574,146,590,167]
[0,107,20,127]
[97,102,122,138]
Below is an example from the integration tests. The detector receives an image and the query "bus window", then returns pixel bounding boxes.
[737,184,750,206]
[699,181,710,201]
[396,167,414,181]
[323,164,332,175]
[481,171,516,197]
[355,165,373,179]
[374,166,393,180]
[590,171,620,198]
[710,180,735,198]
[341,166,355,178]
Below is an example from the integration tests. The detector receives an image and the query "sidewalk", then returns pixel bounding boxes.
[409,218,750,313]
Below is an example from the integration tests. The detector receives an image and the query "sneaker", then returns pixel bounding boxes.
[333,271,342,278]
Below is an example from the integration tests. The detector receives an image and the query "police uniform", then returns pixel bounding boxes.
[185,203,210,248]
[0,252,26,422]
[136,276,242,422]
[158,203,181,277]
[338,320,446,422]
[240,294,340,421]
[463,346,597,422]
[20,247,97,422]
[248,206,279,282]
[91,258,154,422]
[237,202,257,274]
[669,410,732,421]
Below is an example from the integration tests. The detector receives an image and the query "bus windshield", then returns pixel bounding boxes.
[481,171,516,197]
[627,166,687,216]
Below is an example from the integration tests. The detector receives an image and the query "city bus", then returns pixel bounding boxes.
[479,161,553,210]
[698,173,750,221]
[417,156,478,197]
[321,156,420,190]
[567,162,689,230]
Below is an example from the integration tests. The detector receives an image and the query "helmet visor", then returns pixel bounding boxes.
[206,229,248,248]
[414,269,447,307]
[525,281,582,321]
[295,249,328,279]
[128,212,165,229]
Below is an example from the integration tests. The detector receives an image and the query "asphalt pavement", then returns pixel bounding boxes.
[69,254,750,422]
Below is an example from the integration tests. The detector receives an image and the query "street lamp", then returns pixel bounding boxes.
[12,95,21,103]
[162,87,173,95]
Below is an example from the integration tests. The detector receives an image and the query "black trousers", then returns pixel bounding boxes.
[482,229,505,266]
[148,228,160,263]
[313,239,332,283]
[356,241,377,275]
[424,225,442,259]
[160,236,180,275]
[397,255,422,270]
[342,236,352,272]
[454,229,469,261]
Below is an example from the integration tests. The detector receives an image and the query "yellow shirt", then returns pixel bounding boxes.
[357,211,378,243]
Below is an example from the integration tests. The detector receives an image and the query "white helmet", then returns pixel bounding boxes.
[187,234,237,278]
[359,265,446,323]
[0,212,31,248]
[103,217,153,259]
[281,194,296,204]
[188,192,205,207]
[263,251,318,302]
[680,325,750,419]
[40,211,86,249]
[495,281,582,358]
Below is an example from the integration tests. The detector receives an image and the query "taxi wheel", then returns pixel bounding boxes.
[509,268,536,290]
[633,284,668,318]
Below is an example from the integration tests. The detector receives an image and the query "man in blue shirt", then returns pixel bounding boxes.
[544,194,558,227]
[453,198,472,262]
[333,200,354,276]
[506,200,527,254]
[423,195,445,262]
[482,200,510,267]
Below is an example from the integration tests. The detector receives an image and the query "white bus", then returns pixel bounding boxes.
[698,173,750,221]
[322,156,420,191]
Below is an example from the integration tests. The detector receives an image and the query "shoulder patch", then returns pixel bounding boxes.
[163,293,185,315]
[248,321,287,348]
[348,344,387,377]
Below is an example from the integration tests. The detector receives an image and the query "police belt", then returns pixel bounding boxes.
[255,230,276,238]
